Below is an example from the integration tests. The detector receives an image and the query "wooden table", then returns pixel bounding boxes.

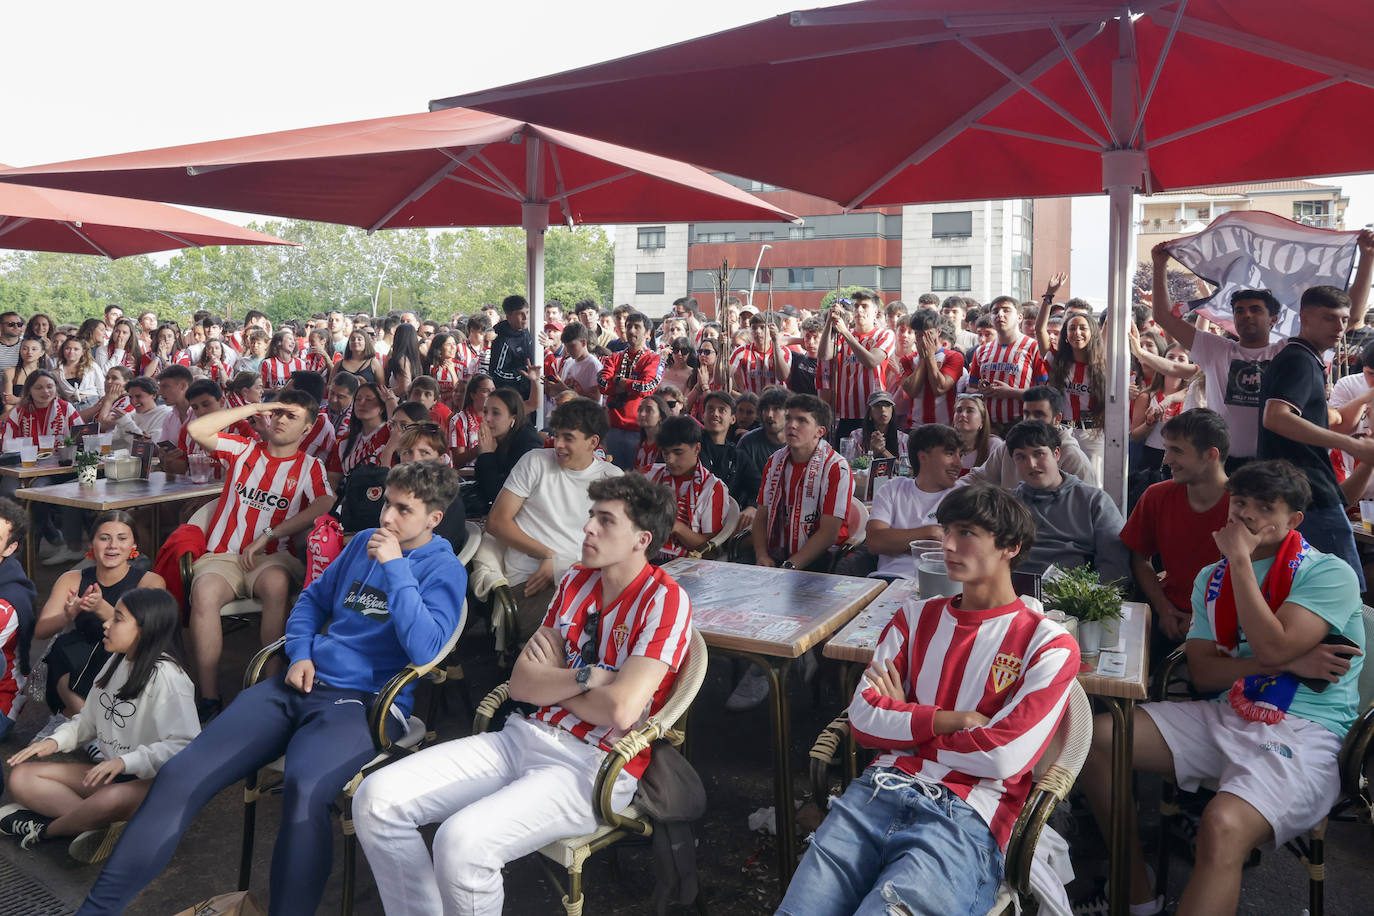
[822,590,1151,916]
[0,454,89,487]
[661,557,885,894]
[16,473,222,569]
[1351,522,1374,548]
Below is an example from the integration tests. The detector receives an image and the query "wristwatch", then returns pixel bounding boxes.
[575,666,593,693]
[780,559,796,570]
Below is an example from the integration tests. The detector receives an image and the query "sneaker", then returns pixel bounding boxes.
[197,697,222,723]
[68,822,126,864]
[725,667,771,712]
[84,741,105,763]
[0,805,53,849]
[37,539,64,562]
[33,713,70,741]
[1072,894,1163,916]
[42,545,86,566]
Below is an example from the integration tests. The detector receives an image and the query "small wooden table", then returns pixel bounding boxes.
[822,590,1151,916]
[16,473,222,569]
[661,557,885,894]
[0,454,90,487]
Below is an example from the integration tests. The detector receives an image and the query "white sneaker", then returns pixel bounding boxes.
[42,545,86,566]
[725,668,771,712]
[34,713,70,741]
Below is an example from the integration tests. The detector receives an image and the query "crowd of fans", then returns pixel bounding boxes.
[0,237,1370,915]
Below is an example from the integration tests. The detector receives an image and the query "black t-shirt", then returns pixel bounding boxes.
[788,353,818,396]
[1257,337,1342,508]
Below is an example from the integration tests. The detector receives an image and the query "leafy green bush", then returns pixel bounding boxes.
[1042,565,1124,623]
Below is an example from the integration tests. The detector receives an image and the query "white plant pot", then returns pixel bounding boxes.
[1077,620,1102,657]
[77,466,98,487]
[1099,615,1121,649]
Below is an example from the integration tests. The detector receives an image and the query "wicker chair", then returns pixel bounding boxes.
[687,496,741,561]
[1151,604,1374,916]
[829,497,869,572]
[808,680,1093,915]
[236,610,467,915]
[472,627,709,915]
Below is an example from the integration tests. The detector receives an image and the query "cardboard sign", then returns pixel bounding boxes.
[864,457,895,501]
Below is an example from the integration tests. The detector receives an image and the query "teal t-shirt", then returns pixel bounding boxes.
[1189,549,1365,737]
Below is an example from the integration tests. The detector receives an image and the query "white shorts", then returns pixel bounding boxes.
[1141,699,1342,846]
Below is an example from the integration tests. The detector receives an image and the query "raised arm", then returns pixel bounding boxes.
[1033,272,1067,355]
[186,401,273,453]
[1149,242,1197,350]
[1347,228,1374,333]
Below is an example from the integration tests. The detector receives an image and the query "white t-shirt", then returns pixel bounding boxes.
[501,449,623,583]
[868,477,953,579]
[1330,373,1373,498]
[1187,331,1286,459]
[561,352,604,403]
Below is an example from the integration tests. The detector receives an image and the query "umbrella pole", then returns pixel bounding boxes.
[523,200,548,429]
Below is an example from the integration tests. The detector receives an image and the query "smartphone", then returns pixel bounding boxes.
[1297,633,1361,693]
[156,440,176,452]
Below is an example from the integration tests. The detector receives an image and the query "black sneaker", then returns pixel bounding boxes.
[0,805,53,849]
[197,697,222,723]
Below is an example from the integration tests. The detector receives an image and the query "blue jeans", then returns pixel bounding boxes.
[77,674,402,916]
[605,427,639,470]
[777,768,1004,916]
[1298,503,1367,591]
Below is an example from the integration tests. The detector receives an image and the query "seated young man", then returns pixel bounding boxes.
[962,386,1097,488]
[283,370,338,461]
[699,389,741,496]
[865,423,961,580]
[470,397,621,640]
[1006,419,1130,587]
[1120,408,1231,650]
[183,389,335,717]
[733,385,788,533]
[1080,460,1366,916]
[159,378,255,475]
[646,415,730,560]
[324,370,357,437]
[354,473,692,915]
[780,485,1080,916]
[72,461,469,916]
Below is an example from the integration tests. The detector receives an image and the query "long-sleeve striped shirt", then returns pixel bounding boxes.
[849,595,1079,850]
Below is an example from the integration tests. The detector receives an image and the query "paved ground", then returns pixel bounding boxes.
[3,570,1372,915]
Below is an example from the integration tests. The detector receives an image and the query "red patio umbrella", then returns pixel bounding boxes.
[430,0,1374,505]
[0,169,293,258]
[0,109,798,420]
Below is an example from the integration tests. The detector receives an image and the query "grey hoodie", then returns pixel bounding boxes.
[1015,472,1131,588]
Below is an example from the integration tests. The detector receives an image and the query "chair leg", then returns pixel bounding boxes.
[239,771,260,892]
[1307,819,1327,916]
[1155,782,1178,902]
[341,824,356,916]
[562,862,584,916]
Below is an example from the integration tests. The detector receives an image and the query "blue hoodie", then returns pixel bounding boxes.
[284,529,467,716]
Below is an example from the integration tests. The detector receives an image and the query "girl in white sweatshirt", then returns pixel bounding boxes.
[0,587,198,862]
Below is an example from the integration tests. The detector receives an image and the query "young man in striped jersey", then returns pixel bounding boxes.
[818,289,895,442]
[646,415,730,560]
[355,473,692,916]
[183,389,334,718]
[968,296,1050,433]
[780,485,1079,916]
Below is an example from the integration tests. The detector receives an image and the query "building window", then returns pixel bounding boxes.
[637,226,666,250]
[787,226,816,240]
[931,266,972,292]
[747,179,783,192]
[1294,200,1331,227]
[748,231,774,241]
[786,268,816,289]
[635,272,665,295]
[696,231,737,243]
[932,211,973,238]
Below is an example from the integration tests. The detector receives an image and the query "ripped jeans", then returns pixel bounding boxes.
[777,767,1004,916]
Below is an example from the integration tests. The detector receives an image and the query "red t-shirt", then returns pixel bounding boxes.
[1119,480,1230,612]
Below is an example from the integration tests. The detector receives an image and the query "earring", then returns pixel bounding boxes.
[129,548,140,559]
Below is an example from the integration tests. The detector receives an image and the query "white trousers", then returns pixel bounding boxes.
[354,715,637,916]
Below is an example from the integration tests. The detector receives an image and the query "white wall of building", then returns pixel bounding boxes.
[900,200,1030,303]
[612,223,689,313]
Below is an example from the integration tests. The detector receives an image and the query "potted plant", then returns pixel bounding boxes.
[56,436,77,466]
[1042,565,1124,657]
[75,449,100,487]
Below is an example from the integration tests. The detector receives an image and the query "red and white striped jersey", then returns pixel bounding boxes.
[177,416,255,460]
[1060,360,1094,423]
[903,348,966,427]
[259,357,303,390]
[757,447,853,558]
[849,596,1079,851]
[323,404,352,438]
[455,341,485,376]
[647,462,729,559]
[226,331,245,354]
[533,562,692,778]
[833,328,895,420]
[430,363,465,402]
[109,395,134,416]
[299,414,337,461]
[0,598,22,722]
[634,440,661,474]
[173,349,194,367]
[729,344,792,395]
[448,408,481,454]
[326,424,391,476]
[1,400,83,449]
[968,335,1049,425]
[302,352,332,377]
[202,361,235,384]
[205,434,330,556]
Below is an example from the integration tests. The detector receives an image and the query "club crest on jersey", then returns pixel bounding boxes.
[612,623,630,653]
[990,653,1023,693]
[286,475,299,490]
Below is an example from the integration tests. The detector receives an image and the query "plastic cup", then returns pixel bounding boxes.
[37,435,55,452]
[916,550,956,599]
[909,539,942,571]
[19,444,37,468]
[188,454,213,484]
[99,433,112,456]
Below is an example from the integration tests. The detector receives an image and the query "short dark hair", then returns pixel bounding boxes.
[759,385,789,412]
[158,365,193,385]
[408,375,440,396]
[908,308,942,332]
[330,372,360,395]
[466,313,491,334]
[395,401,430,424]
[560,322,587,345]
[1227,459,1311,512]
[1299,285,1351,312]
[575,298,599,314]
[800,317,823,334]
[587,473,675,557]
[186,379,222,402]
[989,295,1019,311]
[1004,419,1062,454]
[1021,385,1064,420]
[287,370,325,403]
[625,311,651,331]
[935,485,1037,569]
[850,289,881,307]
[908,422,961,468]
[784,393,832,437]
[549,397,610,442]
[1230,288,1283,317]
[0,496,29,548]
[501,294,528,314]
[127,376,158,396]
[1161,408,1230,462]
[656,415,703,450]
[702,389,737,412]
[917,293,940,306]
[274,387,319,416]
[386,459,461,514]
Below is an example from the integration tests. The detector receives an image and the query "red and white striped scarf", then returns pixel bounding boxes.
[763,438,840,559]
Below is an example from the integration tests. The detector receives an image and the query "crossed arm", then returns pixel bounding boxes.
[510,627,671,732]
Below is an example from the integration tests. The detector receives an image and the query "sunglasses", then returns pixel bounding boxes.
[665,400,679,409]
[676,348,692,354]
[696,348,714,355]
[4,321,23,328]
[405,422,444,434]
[581,611,602,665]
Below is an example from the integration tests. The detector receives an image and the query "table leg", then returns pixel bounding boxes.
[748,652,795,891]
[1107,697,1136,916]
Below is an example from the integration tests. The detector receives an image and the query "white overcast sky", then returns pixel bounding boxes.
[6,1,1372,303]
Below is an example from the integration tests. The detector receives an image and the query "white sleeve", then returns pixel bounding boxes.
[501,449,544,499]
[119,664,201,779]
